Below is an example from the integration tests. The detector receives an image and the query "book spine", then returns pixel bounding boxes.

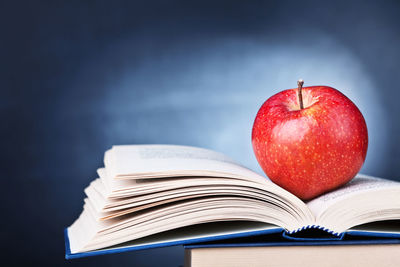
[283,225,345,241]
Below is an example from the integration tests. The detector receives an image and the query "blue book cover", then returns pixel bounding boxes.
[65,222,283,259]
[65,221,400,259]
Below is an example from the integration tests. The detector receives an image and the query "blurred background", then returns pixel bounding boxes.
[2,0,400,266]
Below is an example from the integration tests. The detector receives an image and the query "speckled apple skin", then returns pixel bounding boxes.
[252,86,368,200]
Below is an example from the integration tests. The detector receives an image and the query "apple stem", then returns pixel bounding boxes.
[297,79,304,110]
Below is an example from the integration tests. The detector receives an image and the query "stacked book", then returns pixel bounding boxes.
[65,145,400,266]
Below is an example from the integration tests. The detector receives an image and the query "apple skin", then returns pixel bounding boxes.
[252,86,368,200]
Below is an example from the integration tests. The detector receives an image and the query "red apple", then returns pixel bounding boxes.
[252,80,368,200]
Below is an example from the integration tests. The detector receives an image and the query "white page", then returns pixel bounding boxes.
[106,145,267,183]
[101,145,312,221]
[68,144,318,254]
[307,174,400,218]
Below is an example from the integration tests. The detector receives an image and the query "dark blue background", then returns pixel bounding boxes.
[2,0,400,266]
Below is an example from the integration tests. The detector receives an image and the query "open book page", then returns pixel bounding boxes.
[106,145,268,183]
[68,145,317,253]
[307,174,400,233]
[102,145,312,222]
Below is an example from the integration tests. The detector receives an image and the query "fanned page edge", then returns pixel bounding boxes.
[100,144,314,223]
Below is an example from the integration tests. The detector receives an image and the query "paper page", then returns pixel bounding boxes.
[70,144,315,252]
[105,145,267,183]
[307,174,400,217]
[101,145,313,225]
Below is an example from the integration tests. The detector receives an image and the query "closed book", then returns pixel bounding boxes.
[185,244,400,267]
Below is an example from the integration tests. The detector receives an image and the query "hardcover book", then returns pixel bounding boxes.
[65,145,400,259]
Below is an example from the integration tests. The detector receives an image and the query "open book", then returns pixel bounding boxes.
[66,145,400,258]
